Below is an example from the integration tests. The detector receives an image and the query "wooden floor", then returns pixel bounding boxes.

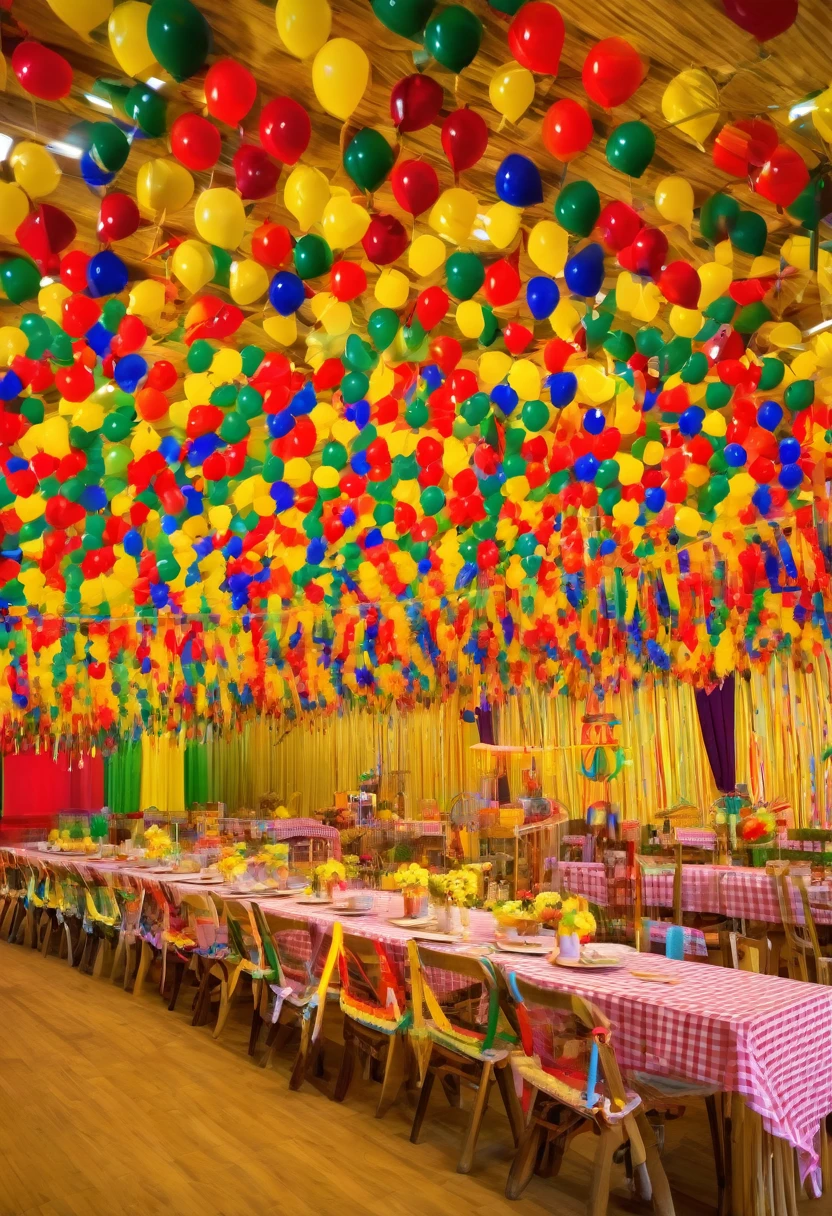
[0,940,720,1216]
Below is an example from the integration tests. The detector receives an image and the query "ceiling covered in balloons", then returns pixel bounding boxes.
[0,0,830,746]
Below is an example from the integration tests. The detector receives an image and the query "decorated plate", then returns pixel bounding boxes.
[555,954,625,970]
[496,940,553,955]
[294,895,332,905]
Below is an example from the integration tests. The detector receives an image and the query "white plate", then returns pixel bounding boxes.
[294,896,332,905]
[497,940,553,955]
[330,907,371,916]
[555,955,625,970]
[411,931,463,943]
[387,916,434,929]
[259,889,299,898]
[171,874,225,886]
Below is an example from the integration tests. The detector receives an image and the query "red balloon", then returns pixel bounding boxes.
[55,362,94,403]
[503,322,534,355]
[582,37,646,108]
[15,205,75,273]
[390,159,439,217]
[508,2,565,75]
[251,221,292,269]
[596,201,642,252]
[721,0,798,40]
[619,226,668,280]
[753,144,809,207]
[12,41,73,101]
[658,261,701,308]
[441,108,488,175]
[259,97,311,164]
[233,145,279,201]
[97,192,140,243]
[483,259,521,307]
[170,112,222,172]
[60,250,90,292]
[330,260,367,302]
[390,74,444,133]
[205,58,257,126]
[430,336,462,373]
[712,118,777,176]
[147,360,177,391]
[61,293,101,338]
[541,99,594,161]
[415,286,449,330]
[361,214,408,265]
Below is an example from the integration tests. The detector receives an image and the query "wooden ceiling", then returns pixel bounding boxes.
[1,0,830,363]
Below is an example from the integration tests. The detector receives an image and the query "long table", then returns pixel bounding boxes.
[548,858,832,925]
[4,845,832,1188]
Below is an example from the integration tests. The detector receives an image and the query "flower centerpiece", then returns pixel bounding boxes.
[252,842,290,885]
[312,858,346,899]
[144,824,174,862]
[556,897,597,959]
[491,890,539,937]
[216,843,249,884]
[431,866,480,934]
[393,862,429,918]
[534,891,563,927]
[738,807,777,867]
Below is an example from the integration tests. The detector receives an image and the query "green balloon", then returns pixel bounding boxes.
[598,486,621,514]
[125,85,167,137]
[699,193,739,243]
[188,340,214,372]
[89,122,130,173]
[21,397,44,425]
[343,129,395,193]
[371,0,435,36]
[786,179,822,231]
[424,5,482,73]
[706,382,733,410]
[103,411,134,441]
[603,330,635,362]
[446,251,484,300]
[219,412,249,443]
[635,327,663,358]
[785,379,814,411]
[405,399,429,428]
[730,210,767,257]
[241,345,264,377]
[322,441,347,469]
[735,301,771,334]
[210,383,237,407]
[703,295,737,324]
[1,258,39,308]
[344,334,377,371]
[461,392,489,426]
[487,0,525,11]
[421,485,445,515]
[503,452,526,479]
[368,308,399,351]
[101,299,127,332]
[681,352,709,384]
[294,234,333,280]
[521,399,549,432]
[554,180,600,237]
[584,312,612,348]
[237,386,263,419]
[341,371,369,404]
[758,357,785,391]
[403,317,426,351]
[595,459,620,489]
[104,445,131,478]
[660,337,691,377]
[146,0,211,83]
[211,246,232,288]
[605,121,655,178]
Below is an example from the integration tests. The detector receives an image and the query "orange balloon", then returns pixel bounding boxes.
[135,386,169,421]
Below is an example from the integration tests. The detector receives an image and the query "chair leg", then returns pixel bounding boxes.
[441,1074,462,1107]
[457,1061,493,1175]
[634,1109,675,1216]
[288,1015,312,1091]
[213,975,235,1039]
[588,1126,618,1216]
[332,1024,357,1104]
[706,1093,726,1216]
[495,1061,524,1146]
[410,1067,436,1144]
[122,939,137,991]
[506,1108,546,1200]
[167,958,186,1011]
[110,935,126,985]
[248,1003,264,1057]
[93,935,113,980]
[376,1031,406,1117]
[133,941,153,999]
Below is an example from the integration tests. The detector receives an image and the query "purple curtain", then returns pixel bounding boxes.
[694,675,736,793]
[475,704,511,804]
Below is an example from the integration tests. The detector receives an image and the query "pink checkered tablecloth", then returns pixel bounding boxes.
[674,828,718,848]
[547,859,832,926]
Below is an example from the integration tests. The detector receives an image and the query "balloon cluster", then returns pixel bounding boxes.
[0,0,828,746]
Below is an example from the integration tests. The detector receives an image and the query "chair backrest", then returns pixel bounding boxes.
[338,930,408,1030]
[407,941,517,1059]
[633,855,678,950]
[719,931,769,974]
[251,904,326,989]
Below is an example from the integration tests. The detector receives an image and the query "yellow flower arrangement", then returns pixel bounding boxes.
[144,824,174,860]
[534,891,562,925]
[275,805,291,819]
[558,897,596,938]
[432,867,479,906]
[253,842,290,871]
[216,844,249,882]
[314,859,346,883]
[393,863,429,890]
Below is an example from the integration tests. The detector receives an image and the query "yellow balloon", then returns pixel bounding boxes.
[0,182,29,239]
[408,234,445,276]
[456,301,485,339]
[48,0,112,35]
[375,269,409,310]
[320,194,368,248]
[507,360,540,401]
[312,39,369,121]
[478,351,512,386]
[10,142,61,199]
[230,259,269,306]
[527,220,568,276]
[38,283,70,325]
[276,0,331,59]
[429,188,478,246]
[702,411,727,438]
[285,165,331,233]
[136,159,194,214]
[479,201,522,250]
[669,306,703,338]
[0,327,27,366]
[108,1,155,76]
[697,262,733,310]
[194,188,246,249]
[812,86,832,142]
[661,69,719,145]
[128,279,166,323]
[654,175,694,231]
[675,507,706,537]
[617,453,644,486]
[489,63,535,125]
[171,240,215,294]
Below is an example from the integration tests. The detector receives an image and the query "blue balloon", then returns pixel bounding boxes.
[678,406,704,437]
[270,480,295,512]
[80,149,115,189]
[724,443,747,467]
[87,250,128,297]
[114,353,148,393]
[778,462,803,490]
[188,433,222,466]
[644,486,666,512]
[421,364,443,389]
[353,399,371,430]
[269,271,305,316]
[80,486,107,512]
[267,409,294,439]
[752,485,771,515]
[306,538,326,564]
[85,322,113,358]
[547,371,578,407]
[526,276,559,320]
[494,154,543,208]
[574,453,599,482]
[778,437,800,464]
[0,370,23,401]
[564,243,605,297]
[757,400,782,431]
[150,582,169,608]
[491,383,519,414]
[158,436,181,464]
[582,408,605,435]
[350,450,371,476]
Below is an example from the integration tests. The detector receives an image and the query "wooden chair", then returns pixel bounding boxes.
[774,871,832,985]
[79,870,121,977]
[161,889,222,1012]
[719,931,770,974]
[250,903,340,1089]
[504,973,674,1215]
[407,940,523,1175]
[109,877,145,990]
[331,929,411,1116]
[190,897,251,1037]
